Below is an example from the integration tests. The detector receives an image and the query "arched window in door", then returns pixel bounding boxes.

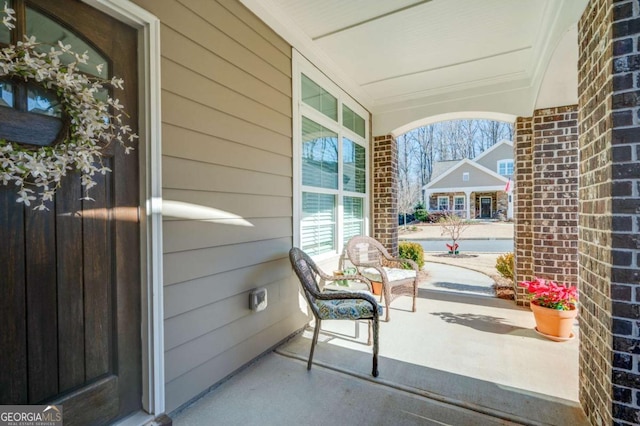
[0,1,109,146]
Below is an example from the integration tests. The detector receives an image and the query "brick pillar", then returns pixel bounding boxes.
[513,117,534,305]
[513,109,579,306]
[532,106,579,287]
[586,0,640,423]
[578,0,640,424]
[372,135,398,255]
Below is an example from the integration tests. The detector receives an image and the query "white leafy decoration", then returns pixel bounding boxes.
[0,4,137,210]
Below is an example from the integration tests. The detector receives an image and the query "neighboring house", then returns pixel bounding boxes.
[423,140,513,220]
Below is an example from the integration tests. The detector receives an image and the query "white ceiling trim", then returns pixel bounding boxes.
[240,0,374,110]
[312,0,432,41]
[241,0,588,136]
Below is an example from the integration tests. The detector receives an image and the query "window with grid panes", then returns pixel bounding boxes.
[296,56,368,257]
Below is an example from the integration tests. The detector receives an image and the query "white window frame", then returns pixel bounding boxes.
[462,172,469,181]
[454,196,465,211]
[497,159,514,176]
[293,51,370,260]
[438,196,450,211]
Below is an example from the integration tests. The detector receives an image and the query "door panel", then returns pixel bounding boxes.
[480,197,492,218]
[0,1,140,424]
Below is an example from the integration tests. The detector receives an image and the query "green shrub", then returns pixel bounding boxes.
[496,252,514,280]
[399,241,425,269]
[414,209,428,223]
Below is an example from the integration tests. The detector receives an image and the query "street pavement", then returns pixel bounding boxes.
[400,221,514,253]
[415,239,513,253]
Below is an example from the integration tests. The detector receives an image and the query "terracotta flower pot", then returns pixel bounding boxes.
[371,281,383,295]
[530,302,577,340]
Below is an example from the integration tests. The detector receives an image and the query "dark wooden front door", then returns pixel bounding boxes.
[0,1,141,424]
[480,197,492,218]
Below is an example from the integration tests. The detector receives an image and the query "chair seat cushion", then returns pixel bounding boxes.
[361,267,416,283]
[316,298,383,320]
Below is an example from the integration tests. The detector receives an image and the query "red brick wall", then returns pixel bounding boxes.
[373,135,398,255]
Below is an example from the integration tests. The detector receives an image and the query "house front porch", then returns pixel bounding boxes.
[172,271,586,425]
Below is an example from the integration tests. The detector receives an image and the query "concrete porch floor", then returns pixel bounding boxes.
[173,266,587,425]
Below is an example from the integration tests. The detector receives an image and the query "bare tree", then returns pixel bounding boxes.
[478,121,513,150]
[397,133,419,228]
[407,125,436,186]
[439,212,472,254]
[398,179,421,229]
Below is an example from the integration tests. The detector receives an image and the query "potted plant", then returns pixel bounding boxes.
[519,278,578,341]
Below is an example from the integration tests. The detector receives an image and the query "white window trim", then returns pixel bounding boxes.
[438,196,450,211]
[454,195,465,210]
[497,159,513,176]
[293,50,369,260]
[462,172,469,181]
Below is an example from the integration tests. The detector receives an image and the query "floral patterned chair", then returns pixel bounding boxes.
[289,247,382,377]
[346,236,419,321]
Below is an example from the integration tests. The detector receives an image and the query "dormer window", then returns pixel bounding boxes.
[497,159,514,176]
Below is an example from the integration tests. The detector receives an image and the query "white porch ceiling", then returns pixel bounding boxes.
[241,0,588,134]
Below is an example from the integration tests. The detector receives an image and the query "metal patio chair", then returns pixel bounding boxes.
[289,247,382,377]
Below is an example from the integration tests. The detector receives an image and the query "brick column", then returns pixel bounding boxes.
[513,109,579,306]
[532,106,579,287]
[578,0,640,424]
[582,0,640,423]
[372,135,398,255]
[513,117,534,305]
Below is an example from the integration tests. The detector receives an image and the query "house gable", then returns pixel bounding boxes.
[474,140,514,173]
[424,159,508,190]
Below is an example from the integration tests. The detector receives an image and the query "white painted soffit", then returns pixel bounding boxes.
[241,0,588,134]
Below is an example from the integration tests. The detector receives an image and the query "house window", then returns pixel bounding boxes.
[295,53,369,258]
[454,196,465,211]
[462,172,469,181]
[497,159,514,176]
[438,196,450,211]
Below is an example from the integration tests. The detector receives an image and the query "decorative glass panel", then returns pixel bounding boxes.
[0,82,14,108]
[301,74,337,121]
[301,192,336,256]
[27,7,109,79]
[343,105,365,138]
[343,196,364,243]
[302,117,338,189]
[343,138,366,193]
[27,86,62,117]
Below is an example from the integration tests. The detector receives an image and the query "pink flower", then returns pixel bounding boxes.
[518,277,577,311]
